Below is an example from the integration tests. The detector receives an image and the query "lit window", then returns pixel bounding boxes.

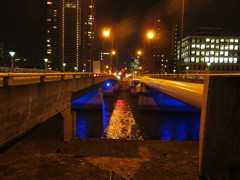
[47,44,51,47]
[201,57,204,62]
[206,38,210,42]
[235,46,239,50]
[211,39,215,43]
[47,39,50,42]
[191,44,196,48]
[210,57,214,63]
[47,19,51,22]
[47,2,53,5]
[205,57,209,62]
[220,39,224,42]
[219,58,223,63]
[196,57,200,63]
[206,51,210,56]
[220,51,224,55]
[214,57,219,63]
[230,45,234,50]
[210,51,214,55]
[235,39,239,43]
[201,51,205,56]
[216,39,219,43]
[53,26,57,29]
[230,39,234,43]
[196,51,200,56]
[211,45,215,48]
[234,58,237,63]
[224,58,228,63]
[224,52,229,56]
[215,51,219,56]
[225,46,229,50]
[229,58,233,63]
[191,51,195,55]
[191,57,195,62]
[220,45,224,50]
[47,52,52,54]
[201,44,205,49]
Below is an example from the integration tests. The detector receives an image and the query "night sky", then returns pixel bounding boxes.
[0,0,240,67]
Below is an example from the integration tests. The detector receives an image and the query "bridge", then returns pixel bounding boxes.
[0,72,117,146]
[0,72,240,177]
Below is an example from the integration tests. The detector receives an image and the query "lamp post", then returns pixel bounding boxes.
[178,0,185,75]
[62,63,66,72]
[9,51,15,72]
[186,66,189,74]
[207,63,211,74]
[44,58,48,70]
[83,63,86,72]
[74,66,78,72]
[142,30,155,74]
[102,28,116,72]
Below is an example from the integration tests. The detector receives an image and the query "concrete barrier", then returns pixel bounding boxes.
[199,76,240,178]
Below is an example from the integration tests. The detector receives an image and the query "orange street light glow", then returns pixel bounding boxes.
[147,31,155,39]
[102,29,110,37]
[111,50,116,55]
[137,50,142,55]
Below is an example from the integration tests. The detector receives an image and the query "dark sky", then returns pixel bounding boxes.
[0,0,240,66]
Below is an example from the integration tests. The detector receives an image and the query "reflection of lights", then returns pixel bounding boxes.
[106,83,111,87]
[104,99,143,140]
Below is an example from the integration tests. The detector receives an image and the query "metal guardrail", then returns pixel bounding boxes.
[0,67,58,73]
[142,73,240,84]
[0,72,115,87]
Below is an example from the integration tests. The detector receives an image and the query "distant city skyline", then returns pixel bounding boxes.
[0,0,240,68]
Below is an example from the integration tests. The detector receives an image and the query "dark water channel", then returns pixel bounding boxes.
[74,91,200,141]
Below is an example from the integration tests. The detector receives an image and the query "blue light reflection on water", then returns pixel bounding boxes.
[74,91,200,140]
[75,113,87,138]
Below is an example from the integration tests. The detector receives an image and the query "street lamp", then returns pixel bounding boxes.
[142,30,155,74]
[137,50,142,56]
[74,66,78,72]
[102,28,111,38]
[9,51,15,72]
[44,58,48,70]
[83,63,86,72]
[62,63,66,72]
[186,66,189,74]
[207,63,211,74]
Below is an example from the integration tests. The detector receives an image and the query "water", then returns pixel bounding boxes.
[74,91,200,140]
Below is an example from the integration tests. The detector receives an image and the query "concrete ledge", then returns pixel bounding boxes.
[199,76,240,178]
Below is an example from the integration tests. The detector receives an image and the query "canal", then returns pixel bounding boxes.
[74,90,200,141]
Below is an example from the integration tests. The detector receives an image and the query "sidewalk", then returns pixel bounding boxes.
[0,138,199,179]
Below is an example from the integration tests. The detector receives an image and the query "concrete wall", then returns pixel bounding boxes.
[0,76,116,146]
[199,76,240,178]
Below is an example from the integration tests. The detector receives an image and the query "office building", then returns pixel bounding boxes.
[178,28,240,73]
[46,0,96,72]
[142,19,178,74]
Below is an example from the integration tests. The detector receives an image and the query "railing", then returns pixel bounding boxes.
[0,67,58,73]
[0,72,115,87]
[141,73,240,84]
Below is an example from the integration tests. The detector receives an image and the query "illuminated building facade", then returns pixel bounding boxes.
[143,19,175,74]
[46,0,96,72]
[100,52,111,73]
[179,36,240,73]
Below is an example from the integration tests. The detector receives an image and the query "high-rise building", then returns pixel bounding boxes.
[178,28,240,73]
[46,0,96,72]
[0,41,3,66]
[142,19,178,74]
